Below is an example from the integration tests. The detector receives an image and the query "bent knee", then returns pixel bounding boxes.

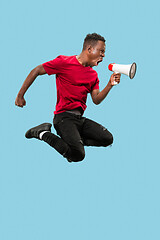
[103,132,113,146]
[109,134,113,145]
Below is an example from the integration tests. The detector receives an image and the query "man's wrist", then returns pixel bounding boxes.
[107,81,113,89]
[17,92,24,98]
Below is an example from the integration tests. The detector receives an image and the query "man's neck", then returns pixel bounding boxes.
[76,53,90,67]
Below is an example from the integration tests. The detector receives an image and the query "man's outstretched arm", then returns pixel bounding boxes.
[15,64,46,107]
[91,73,121,105]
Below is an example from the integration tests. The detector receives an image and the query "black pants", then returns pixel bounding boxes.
[42,112,113,162]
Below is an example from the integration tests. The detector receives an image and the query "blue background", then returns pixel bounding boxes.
[1,0,160,239]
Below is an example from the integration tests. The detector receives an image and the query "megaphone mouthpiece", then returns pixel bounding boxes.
[108,63,115,71]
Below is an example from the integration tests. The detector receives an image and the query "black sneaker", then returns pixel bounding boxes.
[67,158,72,163]
[25,123,52,140]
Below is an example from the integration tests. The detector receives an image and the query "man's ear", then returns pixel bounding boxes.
[87,45,93,53]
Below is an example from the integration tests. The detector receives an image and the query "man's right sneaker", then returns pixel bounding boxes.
[67,158,72,163]
[25,123,52,140]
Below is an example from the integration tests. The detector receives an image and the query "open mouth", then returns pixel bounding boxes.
[96,59,103,65]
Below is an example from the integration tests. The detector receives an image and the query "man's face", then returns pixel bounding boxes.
[88,40,106,67]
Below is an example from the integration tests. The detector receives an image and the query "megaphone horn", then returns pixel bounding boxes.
[108,62,137,79]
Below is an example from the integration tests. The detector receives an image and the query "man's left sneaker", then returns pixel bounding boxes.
[25,123,52,140]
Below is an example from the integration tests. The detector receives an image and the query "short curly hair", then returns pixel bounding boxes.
[83,33,106,50]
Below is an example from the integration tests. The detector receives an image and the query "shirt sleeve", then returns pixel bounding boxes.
[92,77,99,91]
[42,55,63,75]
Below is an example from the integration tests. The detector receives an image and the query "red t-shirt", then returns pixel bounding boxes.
[42,55,99,114]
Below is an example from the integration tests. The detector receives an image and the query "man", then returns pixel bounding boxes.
[15,33,121,162]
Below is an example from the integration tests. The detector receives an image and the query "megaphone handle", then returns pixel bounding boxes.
[113,71,119,85]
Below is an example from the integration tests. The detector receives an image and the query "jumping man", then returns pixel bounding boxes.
[15,33,121,162]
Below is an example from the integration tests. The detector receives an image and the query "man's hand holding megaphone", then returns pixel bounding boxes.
[109,73,121,86]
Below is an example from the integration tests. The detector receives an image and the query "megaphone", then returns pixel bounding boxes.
[108,62,137,85]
